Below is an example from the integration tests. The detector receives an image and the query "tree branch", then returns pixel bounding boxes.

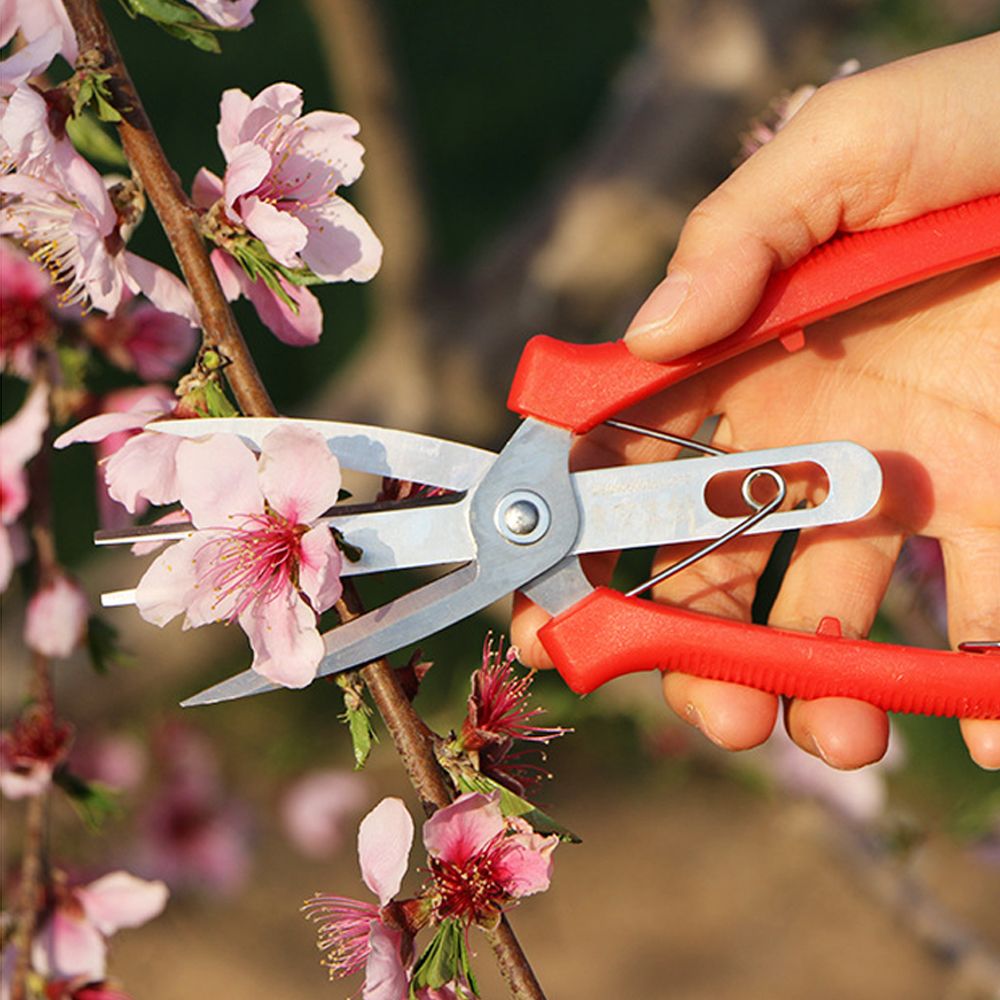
[61,0,274,418]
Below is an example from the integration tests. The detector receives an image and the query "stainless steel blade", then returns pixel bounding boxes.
[99,499,476,609]
[105,441,880,612]
[572,440,881,553]
[147,417,497,491]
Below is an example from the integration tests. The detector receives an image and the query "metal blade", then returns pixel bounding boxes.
[147,417,497,492]
[181,562,493,706]
[572,440,881,552]
[100,498,476,610]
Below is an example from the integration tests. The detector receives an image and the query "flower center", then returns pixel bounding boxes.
[0,292,54,358]
[199,510,306,621]
[430,834,513,925]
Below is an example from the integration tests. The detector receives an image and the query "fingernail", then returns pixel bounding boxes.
[624,271,691,343]
[684,702,731,750]
[806,731,834,766]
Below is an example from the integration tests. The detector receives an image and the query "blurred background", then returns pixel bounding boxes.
[2,0,999,997]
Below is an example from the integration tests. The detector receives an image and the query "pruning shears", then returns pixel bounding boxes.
[99,195,1000,715]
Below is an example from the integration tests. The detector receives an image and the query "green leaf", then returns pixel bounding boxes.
[54,771,123,831]
[201,380,239,418]
[86,614,132,675]
[72,71,122,123]
[409,919,478,998]
[454,772,581,844]
[346,703,376,769]
[337,674,377,770]
[120,0,226,52]
[65,114,128,168]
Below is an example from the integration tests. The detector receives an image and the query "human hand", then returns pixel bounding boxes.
[511,33,1000,770]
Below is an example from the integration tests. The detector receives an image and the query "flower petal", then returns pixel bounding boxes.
[175,434,263,529]
[0,382,48,468]
[498,830,557,898]
[241,195,309,267]
[358,797,414,906]
[298,195,383,283]
[223,142,272,207]
[240,271,323,347]
[134,535,204,627]
[240,589,324,688]
[363,921,409,1000]
[54,402,172,449]
[258,425,341,524]
[32,910,106,982]
[299,524,343,614]
[192,167,225,210]
[422,792,504,864]
[217,87,252,159]
[287,110,365,187]
[281,769,370,860]
[23,575,89,658]
[121,252,199,325]
[104,431,183,514]
[77,870,169,935]
[209,247,244,301]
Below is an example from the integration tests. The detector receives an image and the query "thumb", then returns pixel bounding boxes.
[623,33,1000,363]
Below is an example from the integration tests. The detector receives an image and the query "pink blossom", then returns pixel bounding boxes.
[84,385,180,529]
[424,793,557,925]
[24,573,90,658]
[207,81,382,281]
[281,768,371,860]
[0,85,197,321]
[0,706,72,799]
[132,426,345,688]
[83,296,198,380]
[0,0,77,67]
[210,243,323,346]
[185,0,258,28]
[69,732,147,793]
[30,871,168,983]
[302,797,414,998]
[53,388,183,518]
[133,723,251,895]
[0,381,48,590]
[460,636,569,796]
[193,166,323,346]
[0,240,56,377]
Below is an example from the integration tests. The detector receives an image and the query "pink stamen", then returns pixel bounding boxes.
[198,510,305,620]
[301,894,378,979]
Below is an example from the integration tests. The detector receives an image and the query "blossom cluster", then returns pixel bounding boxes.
[304,792,558,1000]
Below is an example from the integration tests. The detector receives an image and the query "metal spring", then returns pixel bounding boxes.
[603,419,788,599]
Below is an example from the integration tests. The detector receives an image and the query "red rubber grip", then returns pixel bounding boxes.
[538,588,1000,717]
[508,194,1000,432]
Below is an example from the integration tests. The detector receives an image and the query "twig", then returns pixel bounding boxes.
[10,439,59,1000]
[61,0,273,418]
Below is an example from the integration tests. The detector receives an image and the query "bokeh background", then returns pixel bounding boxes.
[2,1,999,997]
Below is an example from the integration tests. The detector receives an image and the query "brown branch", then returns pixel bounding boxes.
[11,438,59,1000]
[61,0,274,418]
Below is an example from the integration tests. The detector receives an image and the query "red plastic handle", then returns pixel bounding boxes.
[538,588,1000,717]
[508,194,1000,432]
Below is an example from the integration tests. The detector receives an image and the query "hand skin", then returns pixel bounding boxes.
[511,33,1000,770]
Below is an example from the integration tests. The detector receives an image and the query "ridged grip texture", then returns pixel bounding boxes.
[539,589,1000,717]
